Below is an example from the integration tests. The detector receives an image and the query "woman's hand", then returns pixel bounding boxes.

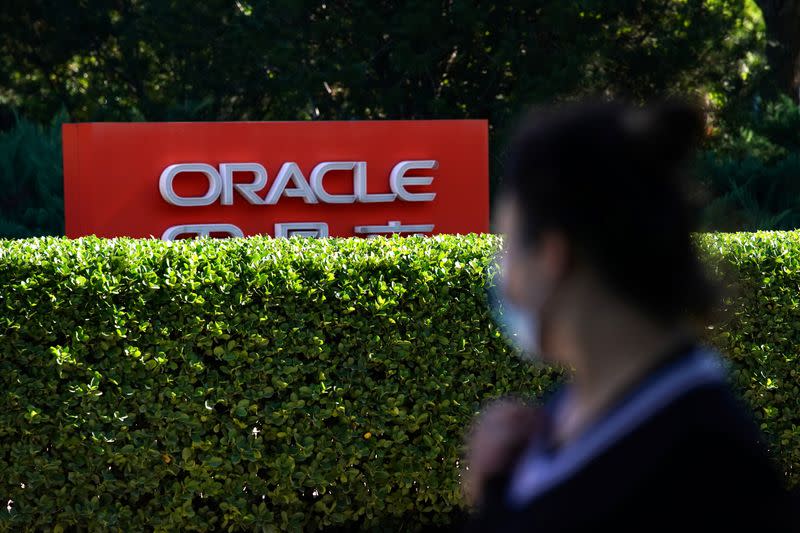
[462,399,541,507]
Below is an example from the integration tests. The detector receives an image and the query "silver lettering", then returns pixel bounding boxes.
[159,164,222,206]
[310,162,357,204]
[220,163,268,205]
[274,222,329,238]
[264,162,318,204]
[355,162,395,203]
[389,160,437,202]
[161,223,244,241]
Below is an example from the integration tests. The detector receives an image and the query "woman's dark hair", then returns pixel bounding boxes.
[503,99,715,322]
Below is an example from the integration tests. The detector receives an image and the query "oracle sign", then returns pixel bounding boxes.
[62,121,488,239]
[158,160,437,206]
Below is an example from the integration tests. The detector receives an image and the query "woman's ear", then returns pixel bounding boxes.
[531,229,571,284]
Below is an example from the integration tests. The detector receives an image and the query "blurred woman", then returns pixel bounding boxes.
[463,101,794,531]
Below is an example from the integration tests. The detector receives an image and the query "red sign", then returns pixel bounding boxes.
[62,121,489,239]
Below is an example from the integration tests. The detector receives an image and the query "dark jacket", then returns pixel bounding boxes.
[466,347,796,532]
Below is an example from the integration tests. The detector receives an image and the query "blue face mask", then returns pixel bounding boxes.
[488,264,541,360]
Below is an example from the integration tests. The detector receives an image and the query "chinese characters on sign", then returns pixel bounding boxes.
[62,121,488,239]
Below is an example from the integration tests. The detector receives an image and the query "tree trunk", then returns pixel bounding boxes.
[755,0,800,101]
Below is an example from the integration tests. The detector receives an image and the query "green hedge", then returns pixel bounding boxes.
[0,233,797,531]
[700,231,800,489]
[0,235,561,531]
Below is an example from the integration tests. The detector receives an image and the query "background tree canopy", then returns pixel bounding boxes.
[0,0,798,236]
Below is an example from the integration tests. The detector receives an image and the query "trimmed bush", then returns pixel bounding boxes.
[0,233,798,531]
[699,231,800,489]
[0,235,561,531]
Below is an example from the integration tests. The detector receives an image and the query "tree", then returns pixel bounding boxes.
[754,0,800,101]
[0,115,64,237]
[0,0,765,235]
[0,1,752,123]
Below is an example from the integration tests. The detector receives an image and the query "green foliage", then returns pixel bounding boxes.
[0,1,783,235]
[0,114,65,238]
[0,0,755,203]
[698,96,800,231]
[0,233,798,531]
[711,96,800,160]
[0,1,749,124]
[0,235,561,531]
[698,231,800,489]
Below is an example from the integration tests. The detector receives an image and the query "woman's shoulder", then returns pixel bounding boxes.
[628,375,793,529]
[638,346,759,440]
[511,345,774,502]
[626,377,764,464]
[470,346,795,531]
[613,345,763,459]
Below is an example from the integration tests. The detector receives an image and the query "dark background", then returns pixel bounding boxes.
[2,0,800,237]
